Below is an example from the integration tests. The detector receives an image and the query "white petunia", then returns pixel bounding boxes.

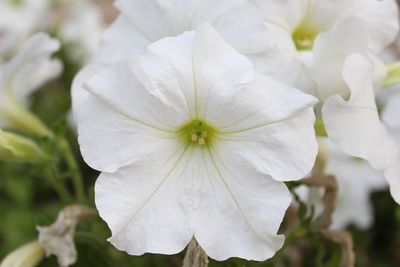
[249,0,399,93]
[330,158,386,230]
[270,14,400,203]
[0,33,62,136]
[309,18,399,202]
[0,0,51,62]
[52,0,105,63]
[71,0,269,120]
[382,93,400,203]
[305,139,387,230]
[77,24,318,261]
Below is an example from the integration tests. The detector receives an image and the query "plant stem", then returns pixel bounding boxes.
[385,61,400,88]
[46,165,73,203]
[58,138,85,202]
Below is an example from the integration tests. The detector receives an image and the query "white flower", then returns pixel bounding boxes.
[0,242,44,267]
[248,0,400,179]
[262,11,400,203]
[0,32,62,136]
[52,0,105,63]
[323,139,386,230]
[77,24,318,261]
[249,0,399,93]
[382,93,400,203]
[0,0,51,62]
[311,18,399,201]
[71,0,268,120]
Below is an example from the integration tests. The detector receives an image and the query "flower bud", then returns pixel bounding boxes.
[0,242,45,267]
[0,129,45,162]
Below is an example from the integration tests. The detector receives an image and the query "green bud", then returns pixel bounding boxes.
[0,242,45,267]
[0,129,45,162]
[0,96,52,138]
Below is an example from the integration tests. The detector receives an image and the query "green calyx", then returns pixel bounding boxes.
[179,119,216,147]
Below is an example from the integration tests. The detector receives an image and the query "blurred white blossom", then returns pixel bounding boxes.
[0,0,104,64]
[381,93,400,203]
[77,24,318,261]
[299,139,387,230]
[328,148,387,230]
[248,0,400,203]
[313,20,399,202]
[249,0,399,93]
[0,0,51,63]
[52,0,104,63]
[0,32,61,136]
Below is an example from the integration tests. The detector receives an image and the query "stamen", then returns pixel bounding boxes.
[191,129,198,142]
[179,119,215,147]
[198,137,205,145]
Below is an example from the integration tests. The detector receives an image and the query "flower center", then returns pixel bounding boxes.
[292,24,318,51]
[179,119,215,147]
[9,0,24,6]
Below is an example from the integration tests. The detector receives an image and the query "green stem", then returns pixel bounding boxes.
[46,165,73,203]
[314,118,327,137]
[385,61,400,88]
[58,138,85,202]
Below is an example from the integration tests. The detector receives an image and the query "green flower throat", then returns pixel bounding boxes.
[292,24,318,51]
[179,119,216,147]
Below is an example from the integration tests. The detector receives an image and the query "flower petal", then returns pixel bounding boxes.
[253,0,399,54]
[193,146,290,261]
[114,0,268,56]
[322,54,398,169]
[95,145,196,255]
[137,31,197,119]
[356,0,399,53]
[207,1,269,55]
[97,15,151,65]
[115,0,190,40]
[384,157,400,204]
[1,32,62,106]
[196,73,318,182]
[192,23,254,119]
[249,50,317,96]
[321,139,387,230]
[83,59,188,131]
[78,93,180,173]
[217,110,318,182]
[71,63,105,123]
[312,17,369,101]
[209,74,317,131]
